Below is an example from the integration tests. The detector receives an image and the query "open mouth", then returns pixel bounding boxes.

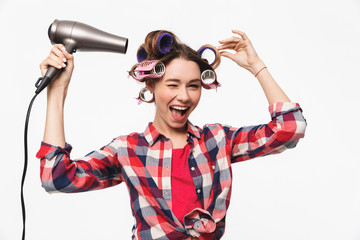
[169,106,189,120]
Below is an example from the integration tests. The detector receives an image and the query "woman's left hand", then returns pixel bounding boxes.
[217,30,265,75]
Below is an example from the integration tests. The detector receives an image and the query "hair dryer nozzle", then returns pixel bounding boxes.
[48,19,128,54]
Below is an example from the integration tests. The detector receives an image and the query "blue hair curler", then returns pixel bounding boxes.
[157,33,173,54]
[197,44,221,69]
[137,45,148,62]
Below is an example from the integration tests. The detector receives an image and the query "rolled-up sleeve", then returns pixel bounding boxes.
[228,102,307,163]
[36,139,123,193]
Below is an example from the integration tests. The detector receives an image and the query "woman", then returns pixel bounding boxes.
[37,30,306,239]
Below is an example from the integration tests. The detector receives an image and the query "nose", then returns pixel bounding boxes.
[176,86,190,102]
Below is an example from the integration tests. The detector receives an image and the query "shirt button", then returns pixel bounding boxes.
[197,189,201,194]
[191,167,195,171]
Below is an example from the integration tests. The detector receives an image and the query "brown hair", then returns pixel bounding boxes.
[134,30,214,82]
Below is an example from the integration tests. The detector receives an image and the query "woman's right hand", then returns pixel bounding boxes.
[40,44,74,91]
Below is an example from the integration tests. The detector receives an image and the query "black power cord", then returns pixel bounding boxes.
[22,93,39,240]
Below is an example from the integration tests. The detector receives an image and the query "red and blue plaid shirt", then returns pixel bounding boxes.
[36,102,306,239]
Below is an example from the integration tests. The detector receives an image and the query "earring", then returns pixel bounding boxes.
[137,87,154,104]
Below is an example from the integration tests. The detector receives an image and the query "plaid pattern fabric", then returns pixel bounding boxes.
[36,102,306,239]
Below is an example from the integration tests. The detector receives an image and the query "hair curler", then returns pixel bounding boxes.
[137,44,148,62]
[156,33,173,54]
[200,69,221,90]
[137,87,155,104]
[35,19,128,94]
[129,60,165,81]
[197,45,221,69]
[136,32,173,62]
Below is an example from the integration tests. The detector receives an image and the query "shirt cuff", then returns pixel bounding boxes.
[268,102,302,118]
[36,141,72,160]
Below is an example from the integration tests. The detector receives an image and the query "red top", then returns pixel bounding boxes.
[171,144,202,224]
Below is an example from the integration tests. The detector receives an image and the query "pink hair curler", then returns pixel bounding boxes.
[136,87,154,104]
[129,60,165,81]
[201,69,221,90]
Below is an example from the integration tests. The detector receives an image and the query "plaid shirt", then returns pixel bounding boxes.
[36,102,306,240]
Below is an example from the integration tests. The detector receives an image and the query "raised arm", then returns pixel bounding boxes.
[37,46,123,193]
[218,30,306,162]
[217,30,290,105]
[39,44,74,147]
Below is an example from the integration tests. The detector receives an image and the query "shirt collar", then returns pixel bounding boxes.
[143,121,201,146]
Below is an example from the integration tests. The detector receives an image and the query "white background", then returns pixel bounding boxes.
[1,0,359,239]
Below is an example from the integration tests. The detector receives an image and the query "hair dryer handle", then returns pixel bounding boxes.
[35,44,75,94]
[34,67,60,94]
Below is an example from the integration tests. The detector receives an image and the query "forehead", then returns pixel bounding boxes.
[162,58,201,80]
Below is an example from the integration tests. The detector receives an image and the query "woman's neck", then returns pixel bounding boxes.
[152,120,188,149]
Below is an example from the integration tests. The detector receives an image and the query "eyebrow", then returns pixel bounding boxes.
[165,79,201,83]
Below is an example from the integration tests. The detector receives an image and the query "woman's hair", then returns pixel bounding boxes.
[150,30,212,70]
[130,30,220,103]
[135,30,214,82]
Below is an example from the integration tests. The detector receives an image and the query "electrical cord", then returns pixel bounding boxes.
[22,93,39,240]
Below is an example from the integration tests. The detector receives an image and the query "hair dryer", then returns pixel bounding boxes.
[35,19,128,94]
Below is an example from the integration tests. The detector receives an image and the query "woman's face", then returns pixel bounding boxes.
[147,58,202,133]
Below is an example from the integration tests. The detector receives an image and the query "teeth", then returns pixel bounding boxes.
[171,106,188,111]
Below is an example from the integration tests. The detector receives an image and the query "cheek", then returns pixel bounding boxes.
[191,90,202,105]
[154,88,172,106]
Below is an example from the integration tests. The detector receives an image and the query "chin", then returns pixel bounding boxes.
[169,118,188,130]
[172,121,188,128]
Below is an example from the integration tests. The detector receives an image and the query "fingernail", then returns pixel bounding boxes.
[61,47,68,53]
[58,65,62,69]
[62,63,66,67]
[63,58,67,62]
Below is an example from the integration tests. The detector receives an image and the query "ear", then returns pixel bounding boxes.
[145,79,155,93]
